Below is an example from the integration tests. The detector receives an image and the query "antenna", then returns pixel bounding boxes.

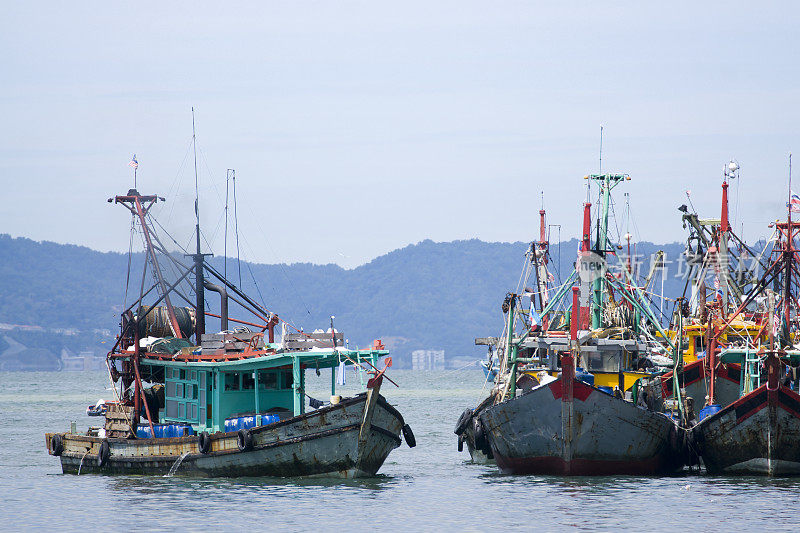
[225,169,232,279]
[189,107,208,339]
[788,153,793,223]
[192,107,200,236]
[233,170,242,287]
[599,125,603,175]
[589,125,603,203]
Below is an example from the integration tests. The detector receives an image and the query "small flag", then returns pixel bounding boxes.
[129,154,138,170]
[789,191,800,213]
[529,302,542,327]
[547,271,555,283]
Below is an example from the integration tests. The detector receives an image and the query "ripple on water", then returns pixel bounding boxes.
[1,370,798,530]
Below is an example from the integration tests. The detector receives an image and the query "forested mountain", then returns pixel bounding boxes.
[0,234,688,368]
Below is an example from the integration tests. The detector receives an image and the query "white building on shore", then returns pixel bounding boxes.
[411,349,445,370]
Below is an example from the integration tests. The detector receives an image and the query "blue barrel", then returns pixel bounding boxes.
[261,414,280,426]
[225,414,282,433]
[699,404,722,421]
[225,415,258,432]
[575,367,594,386]
[598,386,613,395]
[172,424,194,437]
[137,423,194,438]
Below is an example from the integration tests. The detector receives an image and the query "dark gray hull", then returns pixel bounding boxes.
[480,378,686,475]
[48,393,404,478]
[693,383,800,476]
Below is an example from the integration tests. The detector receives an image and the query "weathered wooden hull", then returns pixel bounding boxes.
[480,378,687,475]
[657,360,741,412]
[692,383,800,476]
[46,393,404,478]
[454,396,495,464]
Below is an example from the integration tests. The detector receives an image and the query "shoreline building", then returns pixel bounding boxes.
[411,349,445,370]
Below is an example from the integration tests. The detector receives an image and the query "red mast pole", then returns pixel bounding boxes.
[539,209,547,246]
[564,286,580,396]
[707,324,718,405]
[720,180,729,234]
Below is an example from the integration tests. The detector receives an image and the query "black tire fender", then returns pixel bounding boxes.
[237,429,253,451]
[97,439,110,467]
[454,408,473,435]
[402,423,416,448]
[51,434,64,456]
[474,417,493,456]
[457,434,464,452]
[473,417,486,449]
[198,431,211,454]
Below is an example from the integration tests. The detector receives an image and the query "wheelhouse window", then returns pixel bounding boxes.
[242,372,255,390]
[259,371,278,390]
[281,370,294,390]
[224,372,240,391]
[694,336,706,353]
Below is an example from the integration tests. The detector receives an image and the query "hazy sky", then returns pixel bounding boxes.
[1,2,798,268]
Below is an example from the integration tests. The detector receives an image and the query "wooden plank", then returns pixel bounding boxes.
[284,333,343,342]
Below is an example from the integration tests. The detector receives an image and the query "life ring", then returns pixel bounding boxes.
[454,408,473,435]
[402,424,416,448]
[97,439,110,467]
[198,432,211,454]
[237,429,253,451]
[51,434,64,456]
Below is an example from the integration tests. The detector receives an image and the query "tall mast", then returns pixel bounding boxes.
[587,173,629,329]
[785,154,793,335]
[191,107,207,340]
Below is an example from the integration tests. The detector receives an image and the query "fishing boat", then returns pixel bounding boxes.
[691,197,800,475]
[646,165,767,419]
[45,174,414,477]
[457,174,688,475]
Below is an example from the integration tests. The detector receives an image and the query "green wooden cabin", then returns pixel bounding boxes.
[140,346,386,433]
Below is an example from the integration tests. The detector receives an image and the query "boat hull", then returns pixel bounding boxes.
[657,360,741,413]
[46,393,404,478]
[480,378,686,475]
[693,384,800,476]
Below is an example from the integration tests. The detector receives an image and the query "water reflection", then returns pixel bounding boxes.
[107,471,397,497]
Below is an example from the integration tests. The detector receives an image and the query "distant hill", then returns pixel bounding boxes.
[0,234,687,368]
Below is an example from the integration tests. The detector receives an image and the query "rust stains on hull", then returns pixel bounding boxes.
[480,378,687,476]
[47,393,403,478]
[693,384,800,476]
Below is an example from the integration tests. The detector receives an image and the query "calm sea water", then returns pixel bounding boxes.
[1,369,799,531]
